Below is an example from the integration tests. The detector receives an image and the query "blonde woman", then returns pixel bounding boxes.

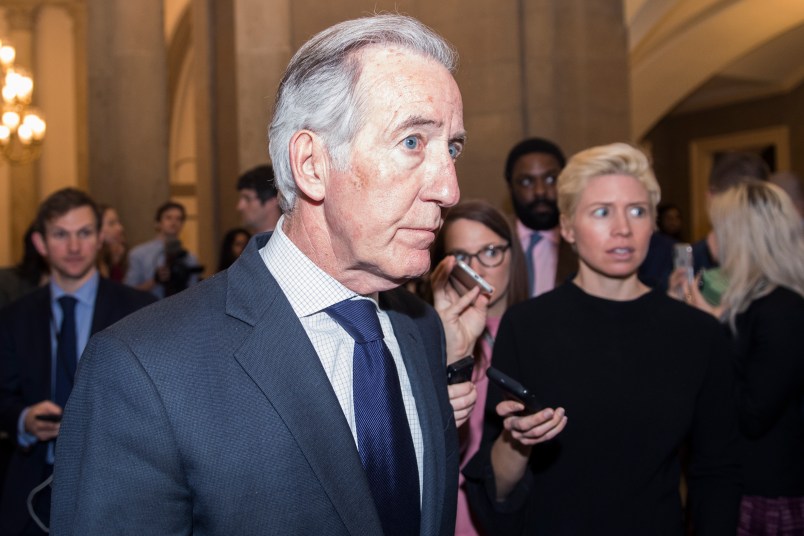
[464,143,741,535]
[682,180,804,535]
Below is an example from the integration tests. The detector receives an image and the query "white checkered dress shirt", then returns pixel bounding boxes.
[260,217,424,498]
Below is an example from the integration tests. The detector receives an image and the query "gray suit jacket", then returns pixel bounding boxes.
[51,233,459,535]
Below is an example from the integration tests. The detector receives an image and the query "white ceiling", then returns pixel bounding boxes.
[627,0,804,137]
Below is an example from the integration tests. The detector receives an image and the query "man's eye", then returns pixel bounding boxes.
[403,136,419,150]
[516,177,533,188]
[448,143,462,160]
[545,175,557,185]
[592,207,608,217]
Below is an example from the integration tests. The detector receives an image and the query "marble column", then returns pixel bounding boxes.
[522,0,630,155]
[86,0,169,246]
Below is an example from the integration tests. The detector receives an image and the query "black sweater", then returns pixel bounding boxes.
[732,286,804,497]
[464,283,741,536]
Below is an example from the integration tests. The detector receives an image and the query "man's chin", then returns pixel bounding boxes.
[520,214,559,231]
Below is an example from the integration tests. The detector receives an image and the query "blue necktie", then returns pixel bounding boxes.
[325,299,420,536]
[525,232,542,294]
[55,296,78,409]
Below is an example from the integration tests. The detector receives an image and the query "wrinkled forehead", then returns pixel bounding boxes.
[352,45,463,127]
[353,45,459,98]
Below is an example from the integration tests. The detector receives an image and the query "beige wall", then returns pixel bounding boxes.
[0,0,631,272]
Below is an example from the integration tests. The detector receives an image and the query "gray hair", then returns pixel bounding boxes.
[268,14,458,213]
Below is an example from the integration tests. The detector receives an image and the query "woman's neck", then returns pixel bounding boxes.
[573,266,650,301]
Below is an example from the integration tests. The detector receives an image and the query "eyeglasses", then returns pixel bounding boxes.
[450,243,510,268]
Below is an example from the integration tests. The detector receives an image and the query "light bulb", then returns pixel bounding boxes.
[0,45,15,68]
[18,75,32,102]
[2,110,19,130]
[24,113,46,140]
[17,122,32,143]
[1,85,14,103]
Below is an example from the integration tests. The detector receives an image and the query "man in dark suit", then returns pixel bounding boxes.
[0,188,155,535]
[52,14,478,535]
[504,138,576,297]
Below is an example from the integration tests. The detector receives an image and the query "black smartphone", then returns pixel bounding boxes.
[446,356,474,385]
[486,366,543,413]
[451,259,494,296]
[35,413,62,423]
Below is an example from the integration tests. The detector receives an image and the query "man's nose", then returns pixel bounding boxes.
[67,234,80,251]
[532,177,547,197]
[426,151,460,207]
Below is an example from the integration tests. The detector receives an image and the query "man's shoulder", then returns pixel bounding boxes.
[0,284,48,317]
[128,238,160,257]
[98,278,158,308]
[104,271,229,336]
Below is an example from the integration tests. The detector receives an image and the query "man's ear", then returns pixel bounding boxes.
[289,130,329,203]
[32,231,48,258]
[559,213,574,244]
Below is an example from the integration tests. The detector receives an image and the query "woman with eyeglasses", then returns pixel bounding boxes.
[429,199,529,536]
[462,144,741,535]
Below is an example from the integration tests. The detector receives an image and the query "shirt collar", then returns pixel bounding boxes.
[260,215,363,318]
[50,270,100,306]
[516,218,560,244]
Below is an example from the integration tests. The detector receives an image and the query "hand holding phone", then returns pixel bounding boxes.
[35,413,62,423]
[446,356,474,384]
[486,366,543,413]
[673,243,694,285]
[450,259,494,297]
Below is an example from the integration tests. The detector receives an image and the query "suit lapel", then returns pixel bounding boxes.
[226,235,383,536]
[31,288,53,401]
[90,278,112,335]
[385,305,445,536]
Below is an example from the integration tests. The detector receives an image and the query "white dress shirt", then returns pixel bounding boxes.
[260,216,424,497]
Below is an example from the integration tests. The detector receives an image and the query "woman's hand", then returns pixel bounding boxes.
[448,381,478,428]
[497,401,567,446]
[490,402,567,500]
[668,268,723,318]
[431,256,490,362]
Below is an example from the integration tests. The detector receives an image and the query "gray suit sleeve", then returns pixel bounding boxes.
[51,333,191,535]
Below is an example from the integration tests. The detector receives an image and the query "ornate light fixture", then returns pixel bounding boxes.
[0,38,46,165]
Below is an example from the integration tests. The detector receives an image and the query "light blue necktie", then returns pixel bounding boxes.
[526,232,542,294]
[325,298,420,536]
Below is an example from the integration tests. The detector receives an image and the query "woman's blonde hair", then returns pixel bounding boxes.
[557,143,661,222]
[711,180,804,331]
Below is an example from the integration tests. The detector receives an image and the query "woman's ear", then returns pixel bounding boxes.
[559,213,575,244]
[289,130,329,203]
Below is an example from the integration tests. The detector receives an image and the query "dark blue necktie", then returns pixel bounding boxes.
[55,296,78,409]
[325,299,420,536]
[525,232,542,294]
